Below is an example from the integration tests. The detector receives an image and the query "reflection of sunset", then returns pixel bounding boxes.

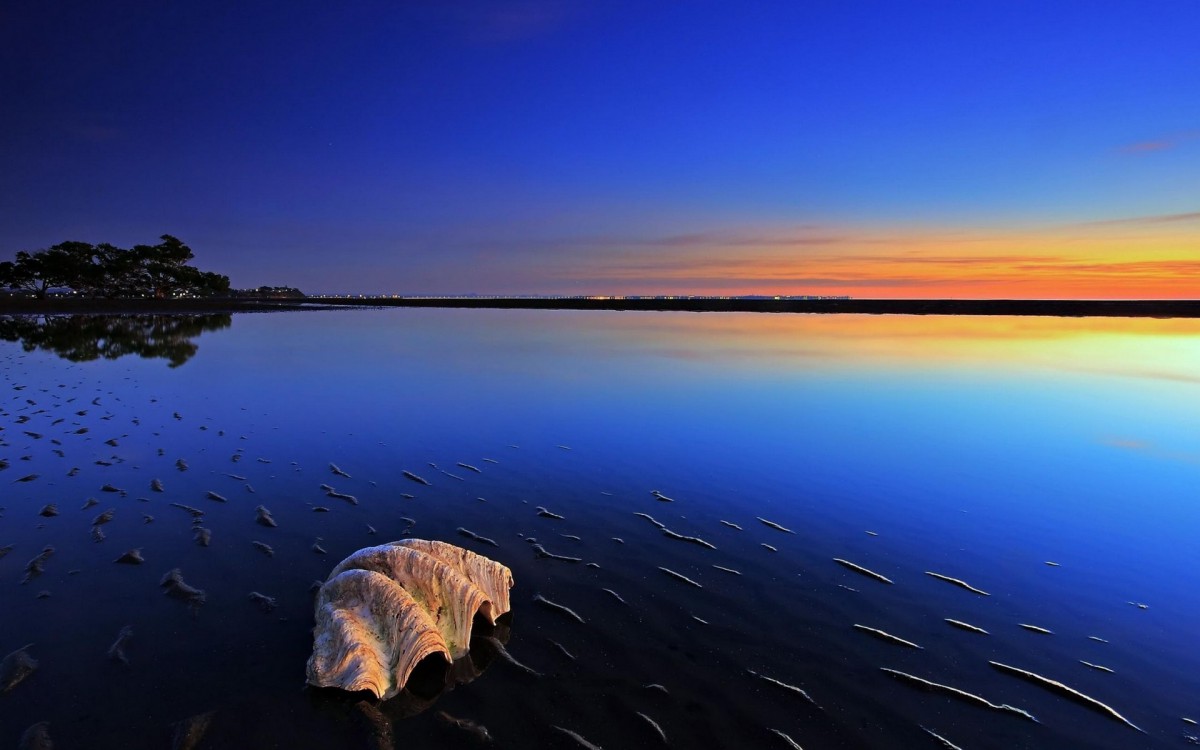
[573,311,1200,377]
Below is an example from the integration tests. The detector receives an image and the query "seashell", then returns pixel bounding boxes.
[114,548,144,565]
[252,541,275,557]
[477,635,540,677]
[770,728,803,750]
[160,568,206,611]
[853,624,923,649]
[457,527,498,547]
[306,539,513,700]
[108,626,134,664]
[531,542,580,562]
[988,661,1141,731]
[553,726,600,749]
[881,667,1035,722]
[926,571,989,596]
[329,462,351,478]
[22,546,54,584]
[757,517,794,533]
[436,711,492,743]
[19,721,53,750]
[325,489,357,504]
[0,644,38,693]
[249,592,277,612]
[945,618,989,635]
[172,711,213,750]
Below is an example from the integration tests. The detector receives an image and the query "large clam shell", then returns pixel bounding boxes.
[306,539,513,699]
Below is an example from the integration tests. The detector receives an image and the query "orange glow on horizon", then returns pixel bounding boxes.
[541,219,1200,299]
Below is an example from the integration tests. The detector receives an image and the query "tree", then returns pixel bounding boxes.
[129,235,194,298]
[0,245,89,299]
[0,235,231,299]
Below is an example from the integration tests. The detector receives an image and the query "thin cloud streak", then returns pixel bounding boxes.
[553,251,1199,279]
[1080,211,1200,226]
[639,232,845,248]
[1070,367,1200,387]
[1013,259,1200,275]
[546,270,1009,289]
[527,240,1200,297]
[1117,130,1200,155]
[287,217,1198,296]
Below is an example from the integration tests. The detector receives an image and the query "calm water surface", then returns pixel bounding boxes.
[1,309,1198,749]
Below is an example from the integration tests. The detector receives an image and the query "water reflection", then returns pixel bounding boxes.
[0,313,231,367]
[1,308,1197,749]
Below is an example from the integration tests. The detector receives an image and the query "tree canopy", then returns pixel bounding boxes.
[0,235,230,299]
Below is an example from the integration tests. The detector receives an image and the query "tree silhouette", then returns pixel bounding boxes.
[0,245,87,299]
[0,235,230,299]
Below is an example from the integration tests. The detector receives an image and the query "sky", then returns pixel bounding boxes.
[1,1,1197,298]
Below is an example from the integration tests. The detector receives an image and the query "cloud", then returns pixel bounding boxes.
[526,244,1200,297]
[64,124,123,143]
[1080,211,1200,227]
[1070,367,1200,387]
[1117,130,1200,155]
[526,229,847,250]
[1012,259,1200,276]
[549,247,1200,280]
[546,266,1009,289]
[1102,437,1152,451]
[831,253,1071,267]
[1099,436,1200,467]
[373,216,1200,297]
[1120,140,1174,154]
[454,1,577,43]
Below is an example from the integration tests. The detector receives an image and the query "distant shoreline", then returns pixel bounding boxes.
[0,298,337,314]
[0,296,1197,317]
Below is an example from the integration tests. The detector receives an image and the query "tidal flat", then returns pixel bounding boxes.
[1,308,1198,748]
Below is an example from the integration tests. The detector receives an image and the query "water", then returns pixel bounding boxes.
[1,308,1198,749]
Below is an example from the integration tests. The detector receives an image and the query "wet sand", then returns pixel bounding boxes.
[1,308,1196,749]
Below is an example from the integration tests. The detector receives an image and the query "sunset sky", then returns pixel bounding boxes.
[2,1,1197,298]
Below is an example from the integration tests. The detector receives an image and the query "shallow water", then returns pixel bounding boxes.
[1,309,1198,749]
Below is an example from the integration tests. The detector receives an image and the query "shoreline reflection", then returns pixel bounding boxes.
[0,313,231,367]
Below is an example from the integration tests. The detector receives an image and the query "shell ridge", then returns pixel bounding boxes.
[307,541,514,699]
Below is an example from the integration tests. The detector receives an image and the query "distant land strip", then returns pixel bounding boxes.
[293,296,1200,318]
[0,297,1198,318]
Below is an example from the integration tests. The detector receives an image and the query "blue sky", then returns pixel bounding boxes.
[2,1,1197,296]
